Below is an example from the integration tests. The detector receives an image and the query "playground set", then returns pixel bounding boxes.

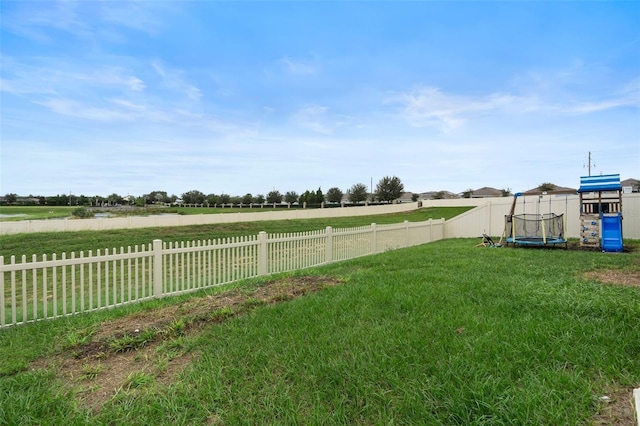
[577,174,624,252]
[494,174,624,252]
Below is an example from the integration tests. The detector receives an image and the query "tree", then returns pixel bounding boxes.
[207,194,219,205]
[284,191,299,204]
[182,190,206,205]
[432,191,446,200]
[4,193,17,204]
[77,195,90,206]
[254,194,265,204]
[145,191,169,204]
[462,188,474,199]
[266,190,283,204]
[411,193,419,202]
[347,183,368,204]
[537,183,556,192]
[501,188,512,197]
[106,193,122,205]
[375,176,404,203]
[218,193,231,204]
[242,193,253,204]
[314,188,324,204]
[326,187,344,204]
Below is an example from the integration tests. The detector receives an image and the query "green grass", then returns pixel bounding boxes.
[0,206,469,259]
[1,238,638,424]
[0,206,77,221]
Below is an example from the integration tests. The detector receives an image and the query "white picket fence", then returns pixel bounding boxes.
[0,219,444,327]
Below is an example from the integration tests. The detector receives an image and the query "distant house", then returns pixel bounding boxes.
[621,178,639,193]
[468,187,502,198]
[398,192,416,203]
[419,191,459,200]
[522,184,577,196]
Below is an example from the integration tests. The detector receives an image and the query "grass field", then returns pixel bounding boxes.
[1,236,638,425]
[0,206,470,259]
[0,205,77,221]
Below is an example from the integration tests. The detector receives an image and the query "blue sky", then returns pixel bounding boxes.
[1,1,638,198]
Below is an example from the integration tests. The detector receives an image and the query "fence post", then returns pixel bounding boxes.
[325,226,333,264]
[404,220,410,247]
[427,218,433,243]
[0,256,4,327]
[371,223,377,254]
[153,239,163,298]
[258,231,267,276]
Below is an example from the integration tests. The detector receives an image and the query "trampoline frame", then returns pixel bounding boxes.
[505,213,567,248]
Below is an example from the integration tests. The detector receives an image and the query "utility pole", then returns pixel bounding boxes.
[585,151,596,176]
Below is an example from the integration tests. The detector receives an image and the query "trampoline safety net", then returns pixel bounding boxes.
[505,213,566,245]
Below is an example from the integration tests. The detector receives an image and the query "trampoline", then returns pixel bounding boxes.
[505,213,567,248]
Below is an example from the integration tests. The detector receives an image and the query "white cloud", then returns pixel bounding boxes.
[390,82,639,131]
[279,56,317,75]
[35,99,137,122]
[0,56,146,96]
[100,2,167,35]
[388,87,507,131]
[291,105,341,135]
[151,61,202,100]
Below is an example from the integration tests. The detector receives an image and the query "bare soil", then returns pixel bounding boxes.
[30,275,343,412]
[585,268,640,425]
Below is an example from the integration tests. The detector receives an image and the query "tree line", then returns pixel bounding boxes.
[2,176,408,207]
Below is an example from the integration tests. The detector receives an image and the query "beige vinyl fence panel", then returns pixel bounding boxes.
[439,193,639,240]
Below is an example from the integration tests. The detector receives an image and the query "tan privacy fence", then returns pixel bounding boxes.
[439,193,640,240]
[0,219,444,327]
[0,203,420,235]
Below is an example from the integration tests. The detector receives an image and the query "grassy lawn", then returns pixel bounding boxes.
[0,206,470,259]
[0,238,638,424]
[0,206,77,221]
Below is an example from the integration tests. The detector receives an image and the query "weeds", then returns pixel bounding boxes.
[108,329,157,353]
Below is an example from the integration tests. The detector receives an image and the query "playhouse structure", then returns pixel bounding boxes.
[578,174,623,252]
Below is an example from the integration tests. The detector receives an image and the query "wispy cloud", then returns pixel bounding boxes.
[0,56,146,96]
[35,98,142,122]
[559,78,639,114]
[388,87,513,131]
[1,0,171,43]
[100,2,169,35]
[290,105,350,135]
[279,56,317,75]
[1,0,91,42]
[151,61,202,101]
[390,81,639,131]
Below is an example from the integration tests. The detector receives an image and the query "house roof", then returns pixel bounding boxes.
[471,187,502,197]
[419,191,459,200]
[522,185,577,195]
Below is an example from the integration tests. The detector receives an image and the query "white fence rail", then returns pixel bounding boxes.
[0,219,444,327]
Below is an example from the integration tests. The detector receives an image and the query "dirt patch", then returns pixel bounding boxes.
[593,388,638,425]
[585,268,640,424]
[30,275,342,412]
[584,269,640,288]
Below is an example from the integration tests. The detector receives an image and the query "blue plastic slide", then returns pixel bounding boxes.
[601,213,623,252]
